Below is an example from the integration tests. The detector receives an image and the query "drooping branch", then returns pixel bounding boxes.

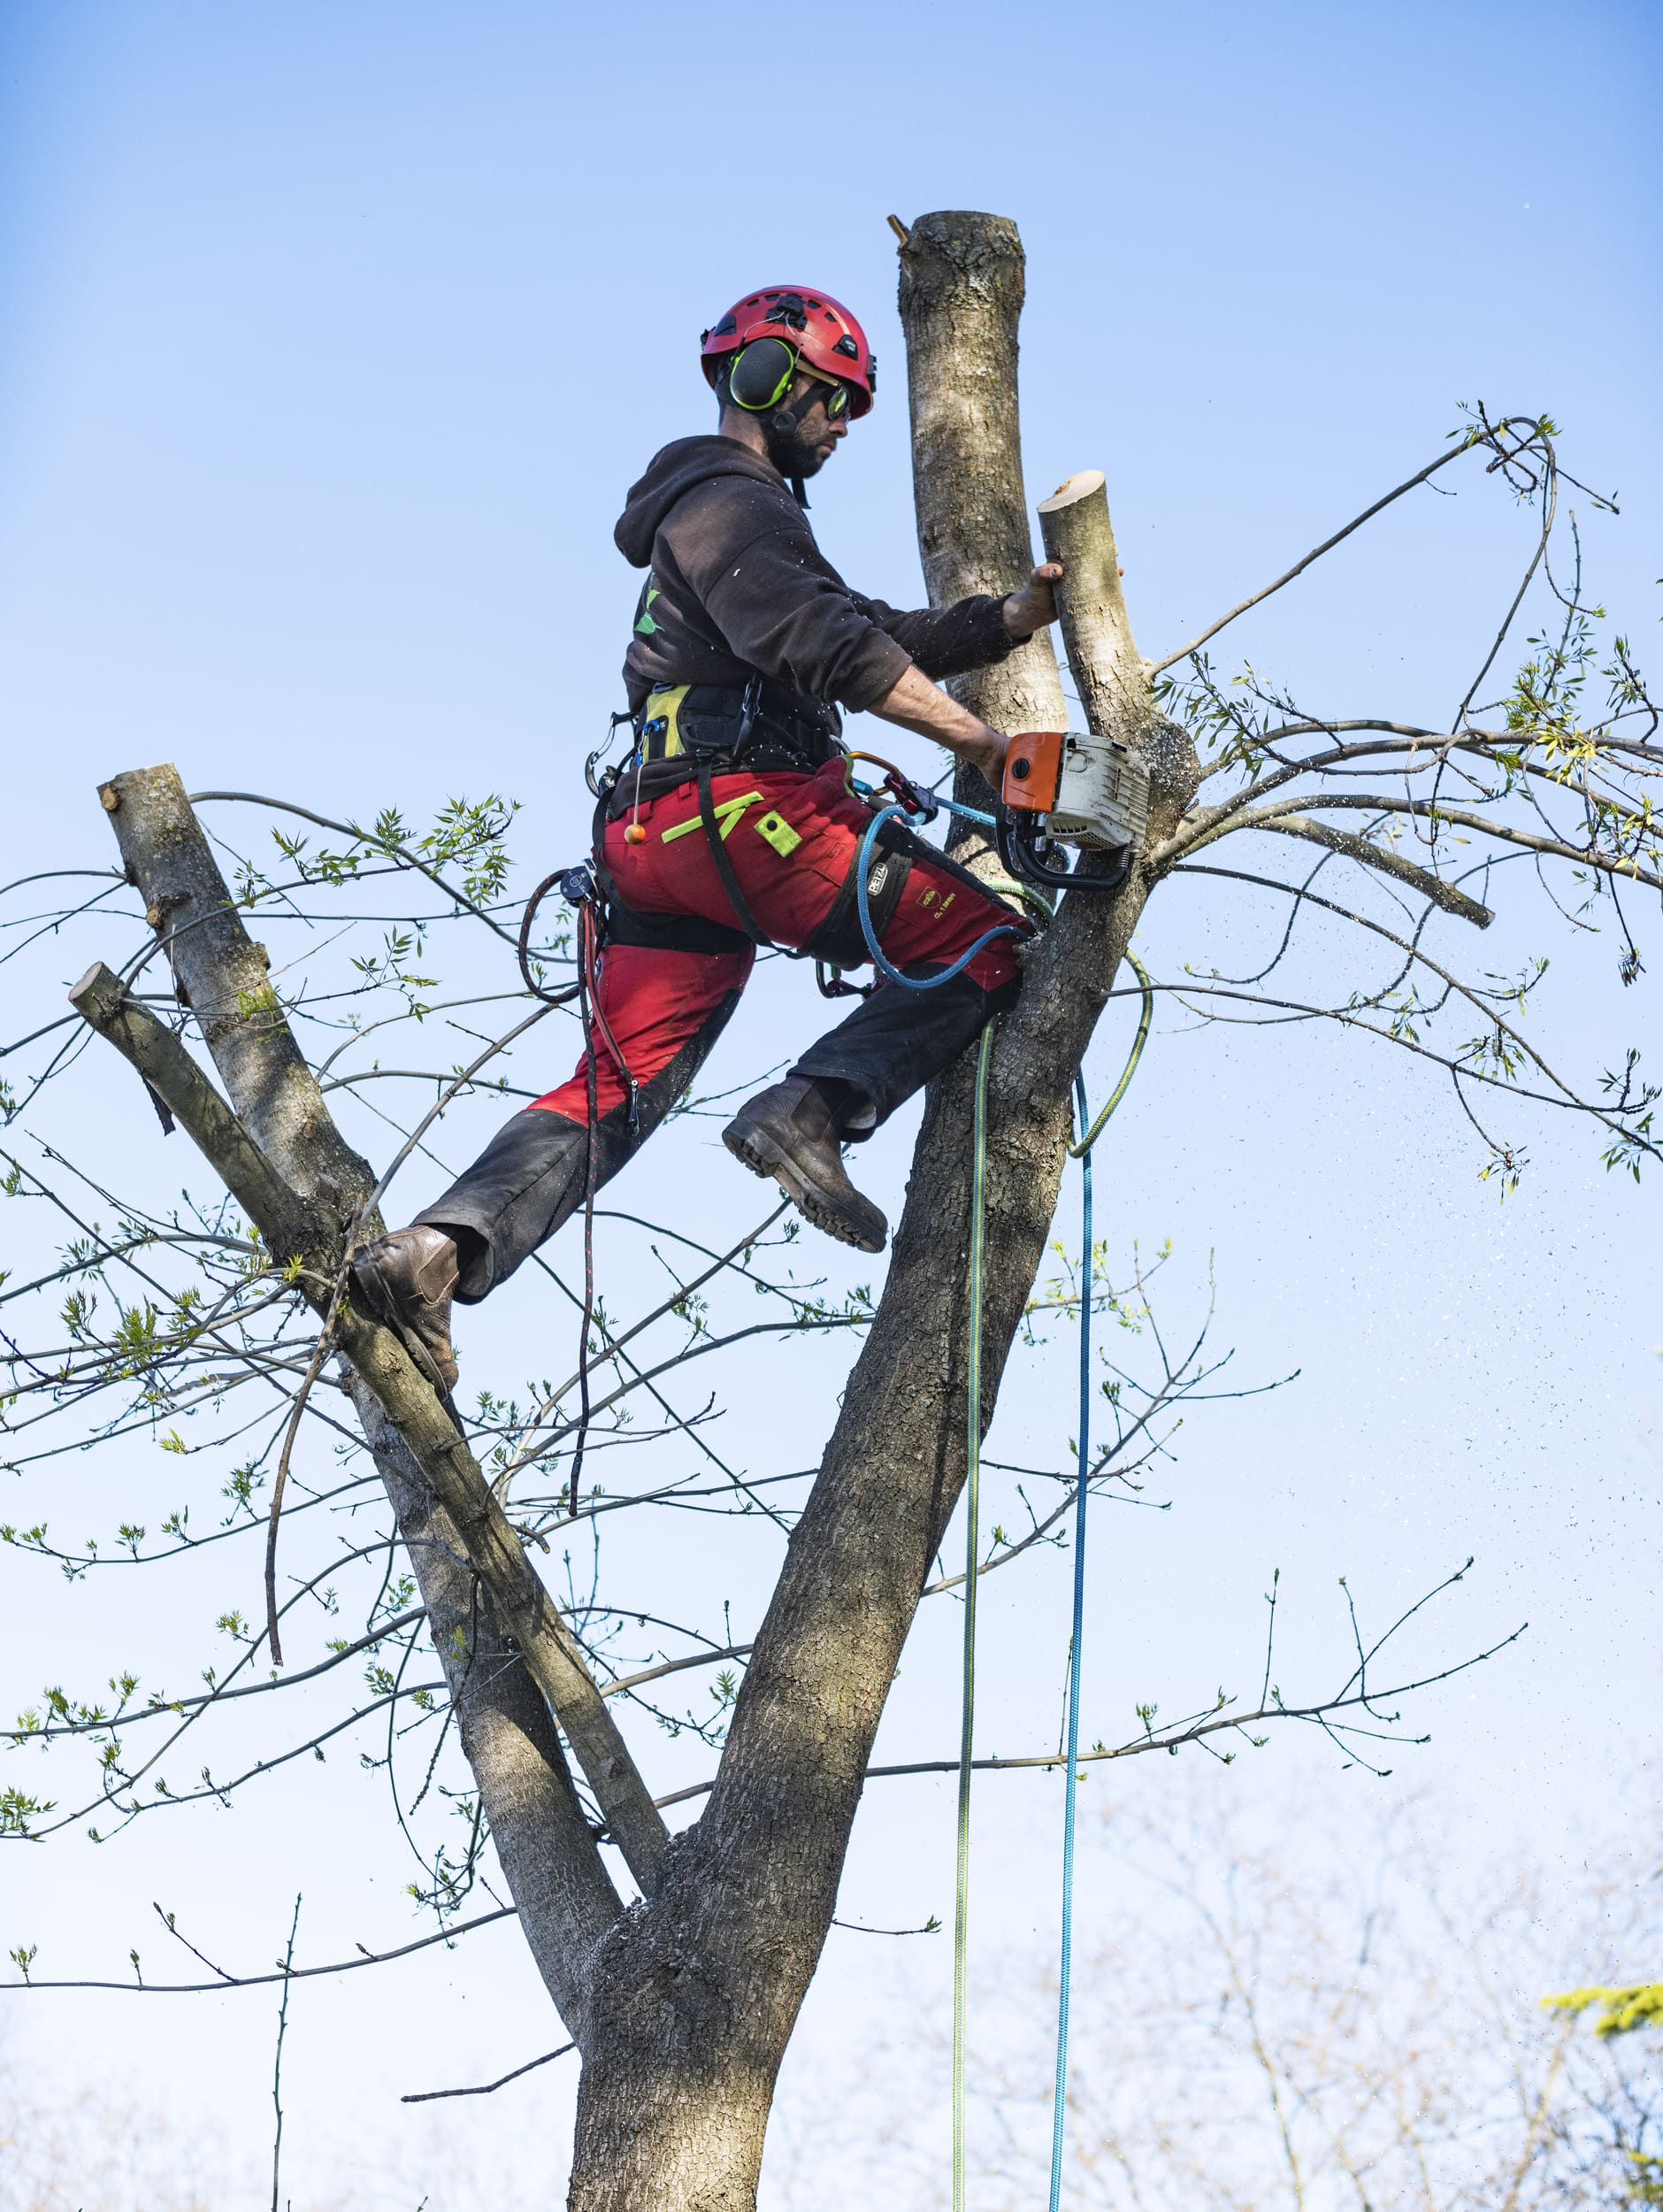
[1230,818,1492,926]
[1191,791,1663,894]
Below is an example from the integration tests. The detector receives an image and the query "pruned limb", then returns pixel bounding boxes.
[80,775,678,1979]
[70,953,663,1889]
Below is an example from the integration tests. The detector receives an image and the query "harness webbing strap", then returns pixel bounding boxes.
[695,757,773,948]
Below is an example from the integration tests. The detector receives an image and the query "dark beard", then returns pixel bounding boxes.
[764,414,832,480]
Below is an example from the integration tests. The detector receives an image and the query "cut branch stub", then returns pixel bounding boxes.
[68,963,317,1259]
[97,764,373,1210]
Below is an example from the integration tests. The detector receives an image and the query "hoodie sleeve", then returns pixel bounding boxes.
[847,590,1019,681]
[661,478,1014,713]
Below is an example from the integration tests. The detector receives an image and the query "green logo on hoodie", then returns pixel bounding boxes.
[634,580,661,637]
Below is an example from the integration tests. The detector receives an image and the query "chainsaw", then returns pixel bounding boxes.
[997,728,1150,893]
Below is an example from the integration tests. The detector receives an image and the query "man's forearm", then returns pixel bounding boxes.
[867,664,1006,785]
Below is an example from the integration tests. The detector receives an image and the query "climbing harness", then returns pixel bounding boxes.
[951,953,1154,2212]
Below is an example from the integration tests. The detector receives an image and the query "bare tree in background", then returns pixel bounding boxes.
[1,211,1655,2210]
[770,1788,1662,2210]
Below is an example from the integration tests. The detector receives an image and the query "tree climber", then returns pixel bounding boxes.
[350,283,1065,1392]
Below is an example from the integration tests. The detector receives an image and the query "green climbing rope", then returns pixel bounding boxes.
[1069,951,1153,1158]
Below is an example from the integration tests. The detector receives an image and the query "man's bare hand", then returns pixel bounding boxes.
[958,726,1009,787]
[1002,561,1065,639]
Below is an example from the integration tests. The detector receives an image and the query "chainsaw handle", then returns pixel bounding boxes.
[995,813,1130,897]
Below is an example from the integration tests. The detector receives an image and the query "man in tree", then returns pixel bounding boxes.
[350,281,1066,1390]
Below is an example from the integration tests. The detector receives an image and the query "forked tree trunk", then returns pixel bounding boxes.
[562,213,1197,2212]
[80,212,1196,2212]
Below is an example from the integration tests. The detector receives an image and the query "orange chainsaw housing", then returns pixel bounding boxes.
[1001,730,1065,813]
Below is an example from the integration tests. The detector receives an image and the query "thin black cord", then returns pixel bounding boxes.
[570,904,601,1519]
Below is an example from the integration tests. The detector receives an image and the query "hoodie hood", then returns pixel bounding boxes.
[614,435,788,568]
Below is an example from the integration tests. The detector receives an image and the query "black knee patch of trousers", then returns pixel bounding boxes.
[415,989,744,1299]
[789,967,1019,1132]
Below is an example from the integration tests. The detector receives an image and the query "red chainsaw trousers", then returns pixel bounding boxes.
[533,758,1028,1123]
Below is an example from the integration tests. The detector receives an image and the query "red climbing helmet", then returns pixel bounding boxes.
[700,286,876,418]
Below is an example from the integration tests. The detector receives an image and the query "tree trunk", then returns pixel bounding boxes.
[562,211,1198,2212]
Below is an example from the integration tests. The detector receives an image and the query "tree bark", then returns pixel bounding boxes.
[897,211,1070,742]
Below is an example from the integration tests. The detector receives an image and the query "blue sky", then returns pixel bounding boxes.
[1,2,1659,2202]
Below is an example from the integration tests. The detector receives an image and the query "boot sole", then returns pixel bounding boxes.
[722,1125,887,1254]
[349,1250,459,1394]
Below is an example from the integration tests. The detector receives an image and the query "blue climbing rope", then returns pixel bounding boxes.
[950,956,1153,2211]
[854,797,1027,992]
[1046,954,1153,2209]
[952,1018,996,2212]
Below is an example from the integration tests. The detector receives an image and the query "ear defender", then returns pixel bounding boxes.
[727,336,799,412]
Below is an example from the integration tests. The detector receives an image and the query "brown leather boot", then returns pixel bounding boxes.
[349,1225,461,1392]
[723,1079,887,1253]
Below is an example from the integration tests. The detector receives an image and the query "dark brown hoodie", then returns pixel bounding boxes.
[614,435,1018,722]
